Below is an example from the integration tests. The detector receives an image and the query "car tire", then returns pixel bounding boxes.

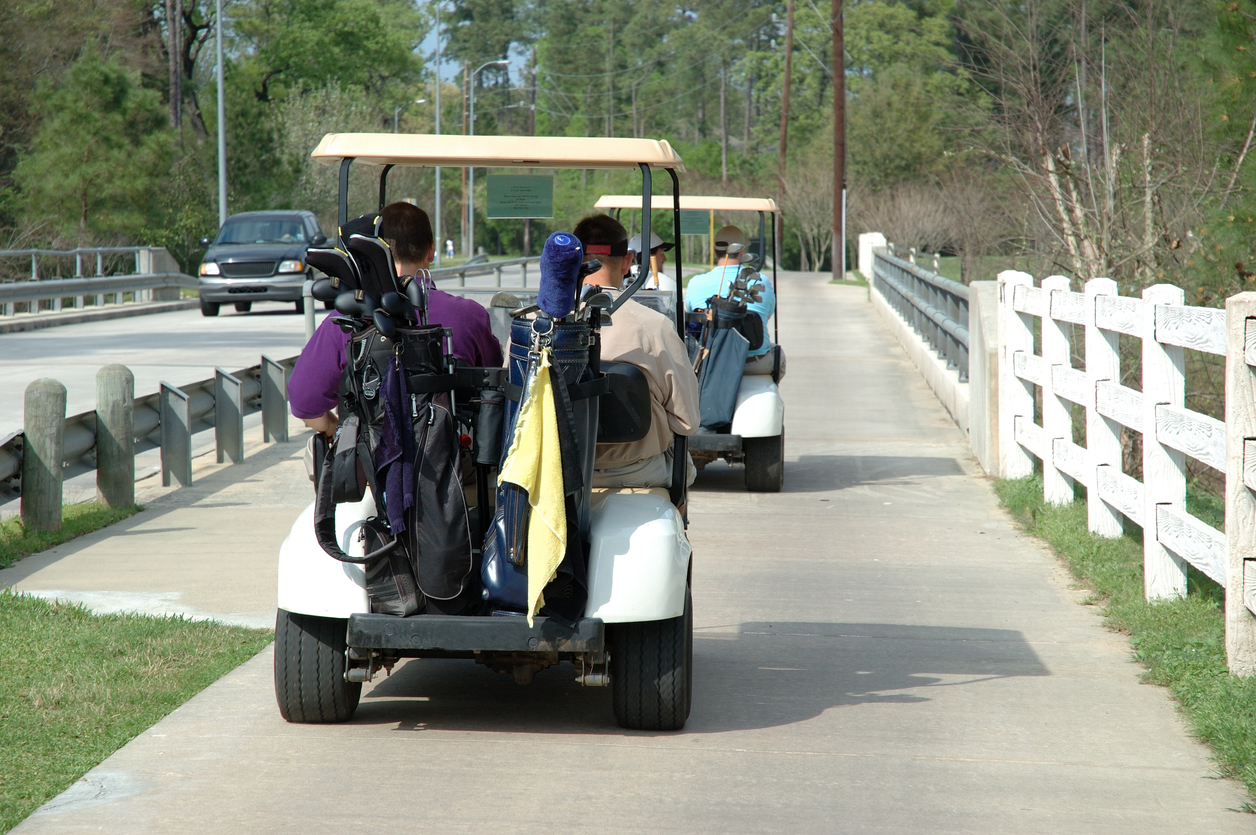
[234,302,252,313]
[200,300,220,317]
[610,586,693,731]
[273,608,361,723]
[744,431,784,492]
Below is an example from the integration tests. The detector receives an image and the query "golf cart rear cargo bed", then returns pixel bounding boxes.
[347,614,604,652]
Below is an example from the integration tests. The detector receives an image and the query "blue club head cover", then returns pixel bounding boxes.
[537,232,584,319]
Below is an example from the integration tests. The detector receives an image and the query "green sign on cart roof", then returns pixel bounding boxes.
[486,175,554,218]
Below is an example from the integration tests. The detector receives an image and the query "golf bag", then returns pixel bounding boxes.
[479,233,606,624]
[693,266,764,428]
[308,219,480,616]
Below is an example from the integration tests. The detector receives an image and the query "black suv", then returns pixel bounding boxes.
[197,210,327,316]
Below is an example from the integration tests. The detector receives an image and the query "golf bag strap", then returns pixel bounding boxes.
[313,429,399,565]
[408,366,507,396]
[505,374,609,404]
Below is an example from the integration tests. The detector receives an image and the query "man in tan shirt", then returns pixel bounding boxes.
[573,214,700,488]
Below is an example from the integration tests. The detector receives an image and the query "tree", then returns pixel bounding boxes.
[14,49,170,244]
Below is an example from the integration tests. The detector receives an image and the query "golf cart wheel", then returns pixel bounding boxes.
[322,300,335,310]
[199,300,220,317]
[295,300,306,314]
[610,586,693,731]
[234,302,252,313]
[744,432,784,493]
[273,608,361,723]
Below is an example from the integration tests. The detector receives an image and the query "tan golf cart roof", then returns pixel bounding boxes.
[312,134,685,171]
[594,195,777,212]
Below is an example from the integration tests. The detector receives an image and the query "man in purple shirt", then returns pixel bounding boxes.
[289,202,504,438]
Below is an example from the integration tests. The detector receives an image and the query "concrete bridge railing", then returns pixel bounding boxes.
[862,231,1256,675]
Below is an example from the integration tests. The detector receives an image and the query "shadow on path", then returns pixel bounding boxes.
[350,621,1046,736]
[690,454,965,495]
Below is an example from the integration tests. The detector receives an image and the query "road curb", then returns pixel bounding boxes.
[0,300,199,334]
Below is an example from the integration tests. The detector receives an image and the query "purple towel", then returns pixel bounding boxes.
[375,356,415,534]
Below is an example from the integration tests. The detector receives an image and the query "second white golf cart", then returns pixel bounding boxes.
[594,194,784,492]
[275,134,696,731]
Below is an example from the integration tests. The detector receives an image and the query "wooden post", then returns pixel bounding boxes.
[1041,275,1074,504]
[21,378,66,531]
[1142,284,1188,600]
[998,271,1034,478]
[95,364,135,508]
[1224,295,1256,673]
[1085,278,1124,537]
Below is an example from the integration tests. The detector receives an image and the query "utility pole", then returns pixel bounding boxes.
[720,61,728,188]
[433,0,442,266]
[215,0,226,227]
[462,62,469,257]
[832,0,845,280]
[776,0,794,266]
[166,0,182,128]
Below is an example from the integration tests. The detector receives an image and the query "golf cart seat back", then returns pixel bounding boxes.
[598,361,651,444]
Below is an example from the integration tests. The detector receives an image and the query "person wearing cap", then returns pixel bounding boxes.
[684,224,782,375]
[573,214,699,488]
[627,231,676,291]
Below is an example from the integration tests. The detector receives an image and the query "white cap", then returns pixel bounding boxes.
[627,231,674,253]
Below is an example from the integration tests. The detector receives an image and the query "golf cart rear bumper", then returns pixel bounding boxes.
[687,433,742,454]
[346,614,605,653]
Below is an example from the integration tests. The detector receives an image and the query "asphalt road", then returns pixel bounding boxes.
[6,272,1254,833]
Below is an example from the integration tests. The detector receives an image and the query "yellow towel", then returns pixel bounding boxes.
[498,348,567,625]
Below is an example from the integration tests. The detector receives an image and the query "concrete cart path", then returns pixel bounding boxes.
[9,273,1255,833]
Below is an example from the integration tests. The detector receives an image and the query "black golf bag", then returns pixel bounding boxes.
[307,217,495,617]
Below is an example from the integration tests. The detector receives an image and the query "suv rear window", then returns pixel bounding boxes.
[217,218,307,245]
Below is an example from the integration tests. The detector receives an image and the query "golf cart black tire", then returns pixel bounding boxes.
[274,608,361,723]
[744,432,784,492]
[234,302,252,313]
[322,300,335,310]
[295,300,306,314]
[200,300,220,317]
[610,587,693,731]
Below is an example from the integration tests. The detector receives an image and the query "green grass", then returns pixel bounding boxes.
[996,476,1256,803]
[1,502,141,570]
[830,274,868,286]
[0,592,273,831]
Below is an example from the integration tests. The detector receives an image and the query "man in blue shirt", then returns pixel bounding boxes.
[685,225,782,375]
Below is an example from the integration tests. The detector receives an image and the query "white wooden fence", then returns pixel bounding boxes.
[997,272,1256,673]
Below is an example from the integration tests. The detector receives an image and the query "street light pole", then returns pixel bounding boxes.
[468,59,509,258]
[394,99,426,133]
[215,0,226,228]
[434,0,443,266]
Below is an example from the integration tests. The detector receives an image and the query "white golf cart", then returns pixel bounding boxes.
[594,195,784,492]
[275,134,696,730]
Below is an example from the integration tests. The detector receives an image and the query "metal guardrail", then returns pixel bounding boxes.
[428,256,541,288]
[0,355,298,501]
[0,272,198,315]
[0,246,151,281]
[0,246,195,316]
[872,248,969,381]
